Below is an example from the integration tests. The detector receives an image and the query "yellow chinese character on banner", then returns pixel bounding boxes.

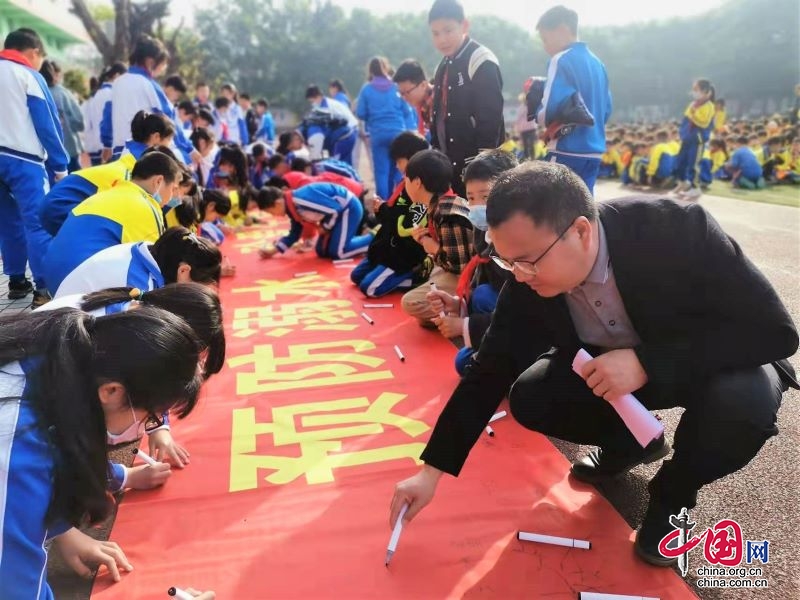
[230,392,429,490]
[228,339,393,394]
[232,229,272,255]
[233,275,339,301]
[232,300,359,338]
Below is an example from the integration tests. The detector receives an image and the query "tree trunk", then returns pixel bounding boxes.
[112,0,132,64]
[69,0,113,63]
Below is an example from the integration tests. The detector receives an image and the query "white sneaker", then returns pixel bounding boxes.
[681,188,702,201]
[670,181,690,195]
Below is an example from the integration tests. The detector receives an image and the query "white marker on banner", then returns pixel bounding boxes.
[489,410,507,423]
[429,282,446,317]
[167,588,193,600]
[360,312,375,325]
[485,425,495,437]
[517,531,591,549]
[293,271,318,278]
[385,503,408,566]
[364,303,394,308]
[133,448,159,467]
[333,258,354,264]
[394,345,406,362]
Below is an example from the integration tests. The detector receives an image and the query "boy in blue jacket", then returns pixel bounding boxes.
[534,5,612,192]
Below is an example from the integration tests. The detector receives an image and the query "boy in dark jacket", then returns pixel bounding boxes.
[351,132,432,297]
[428,0,505,196]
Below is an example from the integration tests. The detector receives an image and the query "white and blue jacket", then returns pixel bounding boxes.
[54,241,165,299]
[83,83,112,155]
[0,361,71,599]
[0,54,69,175]
[537,42,612,157]
[276,182,358,252]
[102,66,194,162]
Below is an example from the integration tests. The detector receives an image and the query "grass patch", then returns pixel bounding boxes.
[704,183,800,208]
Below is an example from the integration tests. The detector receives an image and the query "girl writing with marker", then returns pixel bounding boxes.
[0,307,204,596]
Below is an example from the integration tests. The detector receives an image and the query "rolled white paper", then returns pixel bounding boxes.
[571,349,664,447]
[518,531,591,549]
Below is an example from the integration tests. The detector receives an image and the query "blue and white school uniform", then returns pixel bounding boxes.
[277,183,373,260]
[304,98,359,165]
[83,83,112,165]
[0,360,72,599]
[0,52,69,288]
[54,241,164,298]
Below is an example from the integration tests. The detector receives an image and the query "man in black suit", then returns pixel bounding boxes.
[390,161,799,565]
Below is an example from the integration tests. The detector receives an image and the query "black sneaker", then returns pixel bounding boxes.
[8,278,33,300]
[570,435,671,484]
[31,289,51,308]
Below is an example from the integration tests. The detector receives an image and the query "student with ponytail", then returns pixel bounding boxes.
[54,226,222,298]
[40,111,176,237]
[41,283,225,489]
[0,306,203,596]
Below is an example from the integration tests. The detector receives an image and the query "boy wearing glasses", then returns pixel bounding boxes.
[394,60,435,141]
[428,0,505,196]
[391,160,798,568]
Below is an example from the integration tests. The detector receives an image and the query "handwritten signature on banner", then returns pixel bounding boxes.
[226,238,427,491]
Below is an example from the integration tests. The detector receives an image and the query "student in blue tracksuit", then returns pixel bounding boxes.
[0,305,204,599]
[534,6,612,193]
[40,111,176,237]
[54,226,222,298]
[102,35,171,161]
[355,57,416,199]
[0,28,69,305]
[83,63,127,166]
[259,182,374,260]
[44,152,181,294]
[254,98,276,143]
[302,85,359,166]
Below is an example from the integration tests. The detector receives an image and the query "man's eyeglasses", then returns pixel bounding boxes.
[490,221,574,277]
[399,82,423,98]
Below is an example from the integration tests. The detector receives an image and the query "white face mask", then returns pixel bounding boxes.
[106,401,145,445]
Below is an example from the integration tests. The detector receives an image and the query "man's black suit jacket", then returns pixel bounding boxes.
[421,196,799,476]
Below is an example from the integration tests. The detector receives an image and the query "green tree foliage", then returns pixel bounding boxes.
[194,0,797,119]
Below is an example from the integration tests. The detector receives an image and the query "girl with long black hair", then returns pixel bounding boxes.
[0,307,203,595]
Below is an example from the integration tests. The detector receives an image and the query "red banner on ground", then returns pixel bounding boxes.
[92,222,696,599]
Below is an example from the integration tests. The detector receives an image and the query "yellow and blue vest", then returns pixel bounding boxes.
[43,179,164,292]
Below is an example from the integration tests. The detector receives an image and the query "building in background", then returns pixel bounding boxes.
[0,0,90,59]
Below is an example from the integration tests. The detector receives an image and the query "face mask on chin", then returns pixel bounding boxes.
[106,402,145,445]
